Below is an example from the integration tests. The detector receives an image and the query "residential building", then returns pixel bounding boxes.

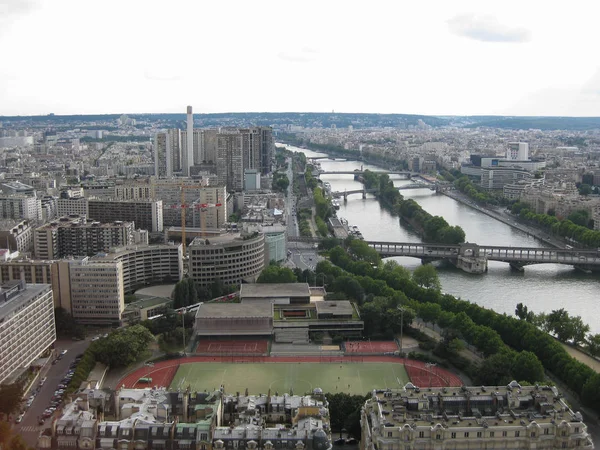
[0,281,55,384]
[39,388,331,450]
[361,381,594,450]
[57,196,89,218]
[34,216,134,259]
[0,194,42,221]
[191,185,227,230]
[217,129,244,192]
[0,219,34,253]
[188,230,266,287]
[88,198,164,232]
[68,258,125,326]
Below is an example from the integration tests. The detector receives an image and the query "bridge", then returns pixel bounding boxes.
[287,237,600,274]
[318,170,414,178]
[331,184,436,200]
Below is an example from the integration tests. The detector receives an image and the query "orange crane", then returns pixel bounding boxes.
[177,184,223,256]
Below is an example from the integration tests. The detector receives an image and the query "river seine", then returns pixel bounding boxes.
[281,144,600,334]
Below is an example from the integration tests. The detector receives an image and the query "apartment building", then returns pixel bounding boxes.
[34,216,134,259]
[361,381,594,450]
[57,196,89,218]
[0,219,34,253]
[191,185,227,229]
[0,281,55,384]
[188,231,265,287]
[0,194,42,221]
[217,129,245,192]
[68,258,125,326]
[88,198,164,232]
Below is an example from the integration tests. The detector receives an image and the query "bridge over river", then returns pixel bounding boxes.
[288,237,600,274]
[331,183,437,199]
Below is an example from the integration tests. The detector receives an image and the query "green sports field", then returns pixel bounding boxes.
[169,362,409,395]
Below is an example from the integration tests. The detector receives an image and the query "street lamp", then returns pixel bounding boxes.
[397,306,407,356]
[315,273,326,288]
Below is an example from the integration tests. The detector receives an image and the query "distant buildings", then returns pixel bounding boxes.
[0,281,55,384]
[361,381,594,450]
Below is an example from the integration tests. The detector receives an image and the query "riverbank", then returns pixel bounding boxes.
[440,189,567,249]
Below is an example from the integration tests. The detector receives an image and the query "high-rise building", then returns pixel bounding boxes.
[154,129,181,177]
[191,186,227,229]
[0,281,55,384]
[68,259,125,326]
[182,106,194,177]
[182,129,203,165]
[88,198,164,232]
[34,216,134,259]
[216,129,244,192]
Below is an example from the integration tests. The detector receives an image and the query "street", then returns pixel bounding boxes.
[14,338,91,448]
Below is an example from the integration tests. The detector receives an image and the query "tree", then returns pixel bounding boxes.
[257,265,297,283]
[476,351,515,386]
[92,325,154,367]
[172,278,198,309]
[515,303,535,322]
[0,383,23,419]
[512,351,545,383]
[412,264,441,291]
[585,333,600,357]
[578,184,592,196]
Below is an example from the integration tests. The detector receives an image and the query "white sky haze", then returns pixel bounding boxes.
[1,0,600,116]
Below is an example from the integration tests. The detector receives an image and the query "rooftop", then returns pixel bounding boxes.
[240,283,311,299]
[195,302,273,319]
[0,282,52,320]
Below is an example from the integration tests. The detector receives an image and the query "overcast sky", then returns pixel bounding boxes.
[1,0,600,117]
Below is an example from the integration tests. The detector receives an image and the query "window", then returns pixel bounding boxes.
[544,429,550,435]
[436,434,441,440]
[531,432,536,438]
[490,432,494,438]
[464,432,469,438]
[562,431,567,437]
[477,432,482,438]
[388,432,392,438]
[515,431,520,438]
[575,427,580,433]
[451,433,456,439]
[562,443,567,449]
[418,432,424,438]
[502,431,507,437]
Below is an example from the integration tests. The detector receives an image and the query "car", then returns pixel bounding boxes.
[60,350,68,356]
[15,414,24,424]
[39,377,47,386]
[334,438,345,446]
[345,438,358,445]
[39,418,45,425]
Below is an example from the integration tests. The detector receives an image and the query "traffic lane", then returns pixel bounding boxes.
[16,339,90,446]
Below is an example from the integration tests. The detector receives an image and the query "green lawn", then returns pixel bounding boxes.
[170,362,408,395]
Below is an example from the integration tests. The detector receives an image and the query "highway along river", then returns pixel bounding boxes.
[282,144,600,334]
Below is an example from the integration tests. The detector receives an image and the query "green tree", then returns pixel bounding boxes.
[515,303,535,322]
[585,333,600,357]
[0,383,24,419]
[476,351,515,386]
[257,265,297,283]
[92,325,154,367]
[412,264,441,291]
[578,184,592,196]
[512,351,545,383]
[172,278,198,308]
[581,373,600,409]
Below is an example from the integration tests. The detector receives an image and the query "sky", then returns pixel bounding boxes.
[1,0,600,117]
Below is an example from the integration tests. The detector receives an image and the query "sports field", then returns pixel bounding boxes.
[169,362,409,395]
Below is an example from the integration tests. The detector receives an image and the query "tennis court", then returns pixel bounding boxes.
[169,361,409,395]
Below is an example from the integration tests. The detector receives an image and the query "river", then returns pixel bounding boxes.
[282,144,600,334]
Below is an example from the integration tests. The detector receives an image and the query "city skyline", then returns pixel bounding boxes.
[1,0,600,117]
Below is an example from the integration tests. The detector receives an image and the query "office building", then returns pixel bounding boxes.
[0,281,55,384]
[480,167,533,191]
[0,194,42,221]
[153,179,211,227]
[507,142,530,161]
[0,181,36,196]
[34,216,134,259]
[181,128,203,165]
[68,259,125,326]
[361,381,594,450]
[88,198,164,232]
[188,230,266,287]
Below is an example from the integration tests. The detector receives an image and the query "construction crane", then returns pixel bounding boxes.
[177,184,222,256]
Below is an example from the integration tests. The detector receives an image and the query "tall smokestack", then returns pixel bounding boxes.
[184,105,193,176]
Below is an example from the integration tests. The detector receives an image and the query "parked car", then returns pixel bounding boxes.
[16,414,24,423]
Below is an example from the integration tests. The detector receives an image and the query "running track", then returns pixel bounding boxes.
[118,356,463,389]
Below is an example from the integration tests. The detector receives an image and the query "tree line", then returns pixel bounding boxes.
[362,171,465,244]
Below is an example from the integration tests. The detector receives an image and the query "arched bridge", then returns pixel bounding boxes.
[287,236,600,274]
[368,241,600,274]
[330,183,442,199]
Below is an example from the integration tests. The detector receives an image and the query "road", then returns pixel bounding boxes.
[14,338,90,448]
[285,157,299,238]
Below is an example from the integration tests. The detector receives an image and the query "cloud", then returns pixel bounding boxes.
[0,0,38,20]
[277,48,319,63]
[448,14,531,43]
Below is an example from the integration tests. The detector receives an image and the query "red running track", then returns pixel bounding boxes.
[195,339,269,355]
[117,356,463,390]
[345,340,399,354]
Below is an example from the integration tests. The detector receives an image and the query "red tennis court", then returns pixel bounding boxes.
[195,339,269,355]
[345,340,399,354]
